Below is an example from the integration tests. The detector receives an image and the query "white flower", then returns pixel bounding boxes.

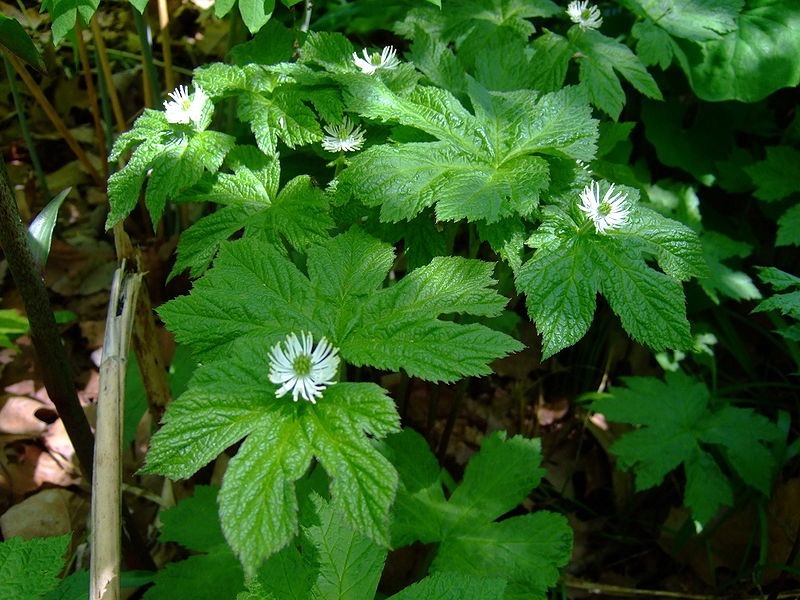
[578,181,629,233]
[163,85,208,126]
[321,116,366,152]
[352,46,400,75]
[566,1,603,30]
[268,332,340,403]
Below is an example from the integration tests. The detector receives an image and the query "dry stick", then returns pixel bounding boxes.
[74,18,109,180]
[113,224,171,422]
[565,576,800,600]
[157,0,174,92]
[0,155,95,481]
[91,265,142,600]
[89,16,126,133]
[5,53,104,189]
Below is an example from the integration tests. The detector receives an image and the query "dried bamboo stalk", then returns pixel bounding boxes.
[90,264,142,600]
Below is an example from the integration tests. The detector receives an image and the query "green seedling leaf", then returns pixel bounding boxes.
[0,534,70,600]
[143,486,245,600]
[383,429,572,600]
[591,372,783,525]
[0,15,44,70]
[27,187,70,271]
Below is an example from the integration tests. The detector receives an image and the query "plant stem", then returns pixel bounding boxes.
[91,265,142,600]
[131,7,161,108]
[0,154,95,482]
[89,16,126,133]
[74,18,109,180]
[156,0,175,92]
[5,53,104,188]
[2,54,50,200]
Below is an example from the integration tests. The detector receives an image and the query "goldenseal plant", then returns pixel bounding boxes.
[98,2,767,596]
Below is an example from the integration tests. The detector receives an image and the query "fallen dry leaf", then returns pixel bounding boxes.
[0,487,88,540]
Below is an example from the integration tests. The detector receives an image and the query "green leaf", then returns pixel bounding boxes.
[677,0,800,102]
[699,231,760,304]
[568,29,663,120]
[144,339,400,576]
[219,414,313,576]
[517,189,702,357]
[445,433,546,533]
[27,188,70,271]
[745,146,800,202]
[304,494,387,600]
[303,384,400,549]
[159,486,227,551]
[528,31,571,92]
[384,430,571,600]
[341,82,595,224]
[434,512,572,600]
[592,372,783,525]
[194,63,249,96]
[0,308,29,349]
[238,89,322,155]
[145,487,245,600]
[254,545,314,600]
[230,20,297,67]
[777,203,800,247]
[0,15,44,70]
[0,534,70,600]
[631,20,675,69]
[41,0,99,44]
[162,229,520,380]
[596,244,692,351]
[388,572,506,600]
[516,235,598,359]
[626,0,743,41]
[239,0,276,34]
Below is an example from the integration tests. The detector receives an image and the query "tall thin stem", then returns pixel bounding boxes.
[0,154,95,481]
[2,54,50,200]
[5,53,104,188]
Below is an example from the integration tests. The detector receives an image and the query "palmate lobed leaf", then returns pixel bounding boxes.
[516,192,706,358]
[142,337,400,576]
[340,78,596,224]
[160,228,521,380]
[592,371,783,524]
[383,429,571,600]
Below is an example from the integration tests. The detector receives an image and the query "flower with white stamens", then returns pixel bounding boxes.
[163,85,209,127]
[321,116,366,153]
[566,1,603,30]
[268,332,340,403]
[352,46,400,75]
[578,181,630,234]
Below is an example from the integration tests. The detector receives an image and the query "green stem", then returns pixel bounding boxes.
[0,155,95,482]
[131,7,162,109]
[3,54,50,199]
